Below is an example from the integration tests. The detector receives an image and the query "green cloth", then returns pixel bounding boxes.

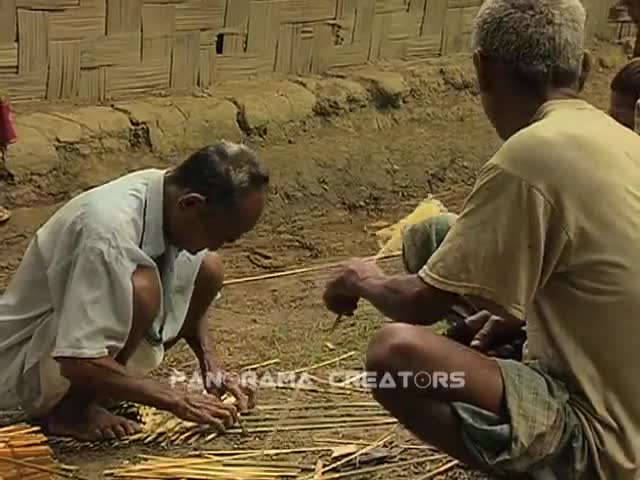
[401,213,458,274]
[451,359,594,479]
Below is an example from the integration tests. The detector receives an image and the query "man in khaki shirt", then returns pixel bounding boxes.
[323,0,640,478]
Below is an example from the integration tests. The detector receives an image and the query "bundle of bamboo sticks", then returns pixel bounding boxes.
[104,435,461,480]
[0,425,55,480]
[123,400,396,447]
[105,454,304,479]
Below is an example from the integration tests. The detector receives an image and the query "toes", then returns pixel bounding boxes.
[101,427,117,440]
[125,420,141,436]
[81,428,104,442]
[112,424,127,439]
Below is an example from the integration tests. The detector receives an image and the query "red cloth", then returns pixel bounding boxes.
[0,100,17,148]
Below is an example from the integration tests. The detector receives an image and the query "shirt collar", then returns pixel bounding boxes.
[530,98,595,123]
[141,169,167,258]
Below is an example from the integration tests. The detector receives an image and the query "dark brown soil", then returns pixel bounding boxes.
[0,42,628,479]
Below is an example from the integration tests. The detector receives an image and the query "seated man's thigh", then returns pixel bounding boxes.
[452,359,593,479]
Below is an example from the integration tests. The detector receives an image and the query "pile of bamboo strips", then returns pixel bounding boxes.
[105,454,304,479]
[48,401,396,450]
[104,432,461,480]
[0,425,56,480]
[105,452,458,480]
[126,401,396,447]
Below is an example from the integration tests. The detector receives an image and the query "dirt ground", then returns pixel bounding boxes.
[0,42,629,479]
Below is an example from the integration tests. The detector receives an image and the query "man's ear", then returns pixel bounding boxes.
[578,50,592,92]
[473,50,491,93]
[177,192,207,210]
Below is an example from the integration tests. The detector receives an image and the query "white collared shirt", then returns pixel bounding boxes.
[0,169,204,409]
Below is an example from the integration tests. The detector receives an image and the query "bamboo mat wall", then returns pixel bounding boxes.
[0,0,627,103]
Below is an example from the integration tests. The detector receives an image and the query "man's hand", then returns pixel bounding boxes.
[201,359,256,413]
[323,259,385,316]
[170,392,238,431]
[445,310,524,355]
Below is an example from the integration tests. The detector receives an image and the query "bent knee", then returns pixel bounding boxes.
[366,323,426,373]
[196,252,225,291]
[132,266,161,322]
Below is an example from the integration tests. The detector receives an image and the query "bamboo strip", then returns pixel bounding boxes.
[0,425,74,480]
[334,372,367,387]
[304,374,370,393]
[285,351,357,374]
[233,410,388,422]
[314,437,439,451]
[320,454,449,480]
[238,415,392,427]
[257,402,379,411]
[303,426,396,479]
[241,359,281,371]
[0,456,83,480]
[260,383,360,395]
[416,459,460,479]
[222,252,401,286]
[193,447,334,456]
[123,413,398,446]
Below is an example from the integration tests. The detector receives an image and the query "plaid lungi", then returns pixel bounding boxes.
[451,359,595,479]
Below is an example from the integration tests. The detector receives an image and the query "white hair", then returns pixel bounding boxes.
[471,0,587,87]
[176,141,268,207]
[215,140,265,196]
[219,139,249,157]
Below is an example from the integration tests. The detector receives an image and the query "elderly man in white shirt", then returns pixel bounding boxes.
[0,141,268,441]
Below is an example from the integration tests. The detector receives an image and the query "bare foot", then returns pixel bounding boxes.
[47,403,141,441]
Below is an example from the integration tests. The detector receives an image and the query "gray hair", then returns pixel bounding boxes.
[174,141,269,208]
[471,0,587,90]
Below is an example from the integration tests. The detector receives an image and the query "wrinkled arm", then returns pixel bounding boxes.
[51,244,183,411]
[352,274,457,325]
[56,356,180,412]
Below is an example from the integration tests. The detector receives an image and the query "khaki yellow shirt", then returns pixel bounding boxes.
[420,99,640,479]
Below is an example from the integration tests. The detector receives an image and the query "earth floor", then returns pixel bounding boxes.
[0,42,628,479]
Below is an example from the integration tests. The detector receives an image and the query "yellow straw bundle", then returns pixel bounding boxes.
[374,197,448,258]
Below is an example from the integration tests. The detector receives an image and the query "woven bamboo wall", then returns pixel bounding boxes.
[0,0,624,103]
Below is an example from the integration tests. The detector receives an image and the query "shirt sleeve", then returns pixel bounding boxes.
[419,163,570,320]
[51,243,137,359]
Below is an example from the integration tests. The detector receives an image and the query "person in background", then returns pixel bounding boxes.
[323,0,640,478]
[620,0,640,56]
[0,90,16,225]
[0,141,268,441]
[609,57,640,130]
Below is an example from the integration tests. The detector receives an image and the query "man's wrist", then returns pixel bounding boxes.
[162,390,184,413]
[348,273,382,299]
[186,334,211,358]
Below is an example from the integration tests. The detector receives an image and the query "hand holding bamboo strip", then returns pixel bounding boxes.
[330,198,448,331]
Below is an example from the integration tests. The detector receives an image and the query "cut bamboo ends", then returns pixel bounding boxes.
[0,424,55,480]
